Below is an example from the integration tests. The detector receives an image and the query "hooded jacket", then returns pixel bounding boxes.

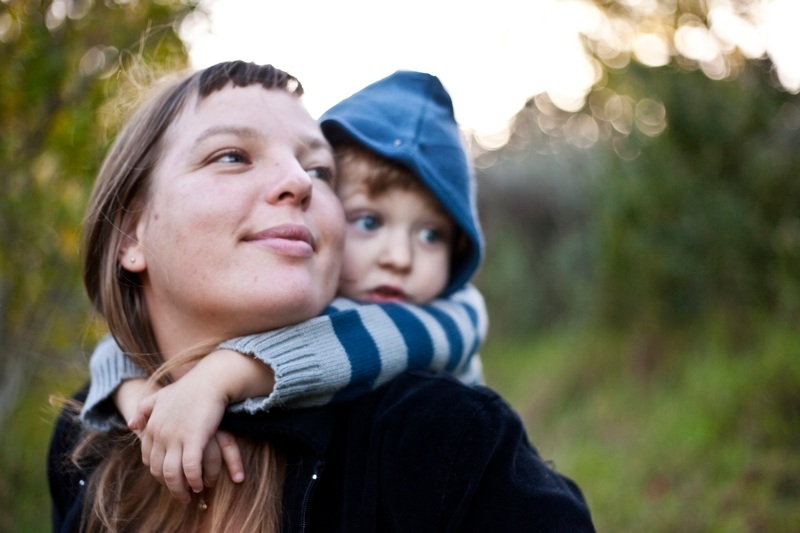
[320,71,483,296]
[49,373,595,532]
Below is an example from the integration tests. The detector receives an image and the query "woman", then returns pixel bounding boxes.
[48,61,595,532]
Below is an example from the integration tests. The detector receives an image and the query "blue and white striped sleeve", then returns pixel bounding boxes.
[219,283,488,413]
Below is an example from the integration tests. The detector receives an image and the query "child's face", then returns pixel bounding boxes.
[337,175,454,304]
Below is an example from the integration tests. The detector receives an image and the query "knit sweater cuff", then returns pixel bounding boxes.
[81,336,148,431]
[218,318,352,414]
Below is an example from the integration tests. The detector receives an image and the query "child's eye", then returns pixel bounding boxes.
[352,213,382,232]
[419,227,445,245]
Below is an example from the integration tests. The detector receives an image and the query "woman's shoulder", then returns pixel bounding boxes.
[372,371,517,422]
[360,371,533,459]
[351,371,596,531]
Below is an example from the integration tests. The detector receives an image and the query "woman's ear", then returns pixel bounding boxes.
[118,219,147,273]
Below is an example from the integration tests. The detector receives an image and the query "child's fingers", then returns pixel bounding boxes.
[216,430,245,483]
[201,439,223,489]
[162,447,192,505]
[182,444,205,495]
[139,431,153,466]
[148,443,166,484]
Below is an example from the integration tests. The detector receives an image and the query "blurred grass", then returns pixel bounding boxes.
[3,318,799,531]
[482,318,800,532]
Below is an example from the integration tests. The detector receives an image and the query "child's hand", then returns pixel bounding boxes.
[133,368,240,503]
[130,349,273,503]
[133,401,243,501]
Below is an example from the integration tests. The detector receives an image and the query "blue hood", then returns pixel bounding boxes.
[320,71,483,295]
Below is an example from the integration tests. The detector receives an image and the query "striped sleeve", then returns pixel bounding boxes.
[80,285,488,422]
[221,284,488,412]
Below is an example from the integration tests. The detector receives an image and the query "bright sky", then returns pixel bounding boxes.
[182,0,800,148]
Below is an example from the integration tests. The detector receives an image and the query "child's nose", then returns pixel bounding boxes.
[379,231,413,272]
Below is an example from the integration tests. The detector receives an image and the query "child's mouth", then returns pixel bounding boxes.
[368,285,407,303]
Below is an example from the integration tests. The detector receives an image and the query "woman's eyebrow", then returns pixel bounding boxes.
[300,135,334,156]
[194,125,261,144]
[304,136,329,149]
[193,126,331,156]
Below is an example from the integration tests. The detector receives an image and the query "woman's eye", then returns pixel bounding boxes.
[352,213,381,232]
[213,150,248,164]
[308,166,334,183]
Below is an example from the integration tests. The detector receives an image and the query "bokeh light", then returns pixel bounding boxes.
[183,0,800,151]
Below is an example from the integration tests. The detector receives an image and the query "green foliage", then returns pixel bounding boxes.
[482,319,800,532]
[477,60,800,336]
[0,0,197,415]
[595,63,800,328]
[474,146,602,336]
[0,363,86,533]
[0,0,198,529]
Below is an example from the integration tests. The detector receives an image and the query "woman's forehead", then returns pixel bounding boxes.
[164,84,329,152]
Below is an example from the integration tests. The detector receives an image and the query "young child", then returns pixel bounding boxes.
[81,71,486,501]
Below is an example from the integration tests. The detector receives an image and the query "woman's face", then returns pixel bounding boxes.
[123,85,345,355]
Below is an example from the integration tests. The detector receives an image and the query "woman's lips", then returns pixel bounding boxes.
[244,224,315,257]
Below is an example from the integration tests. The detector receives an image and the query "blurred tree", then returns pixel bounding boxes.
[594,62,800,329]
[475,0,800,336]
[0,0,199,427]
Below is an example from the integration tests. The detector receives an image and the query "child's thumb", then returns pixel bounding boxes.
[127,412,145,431]
[128,395,155,430]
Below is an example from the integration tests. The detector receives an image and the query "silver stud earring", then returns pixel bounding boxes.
[130,257,136,264]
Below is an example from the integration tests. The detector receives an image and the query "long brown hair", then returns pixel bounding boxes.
[76,61,304,532]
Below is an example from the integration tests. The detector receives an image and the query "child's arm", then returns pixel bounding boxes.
[217,283,488,412]
[140,284,486,498]
[84,284,486,426]
[86,284,486,501]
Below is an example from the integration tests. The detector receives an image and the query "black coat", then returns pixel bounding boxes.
[49,372,595,532]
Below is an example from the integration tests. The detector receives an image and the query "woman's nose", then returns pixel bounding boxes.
[266,160,313,208]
